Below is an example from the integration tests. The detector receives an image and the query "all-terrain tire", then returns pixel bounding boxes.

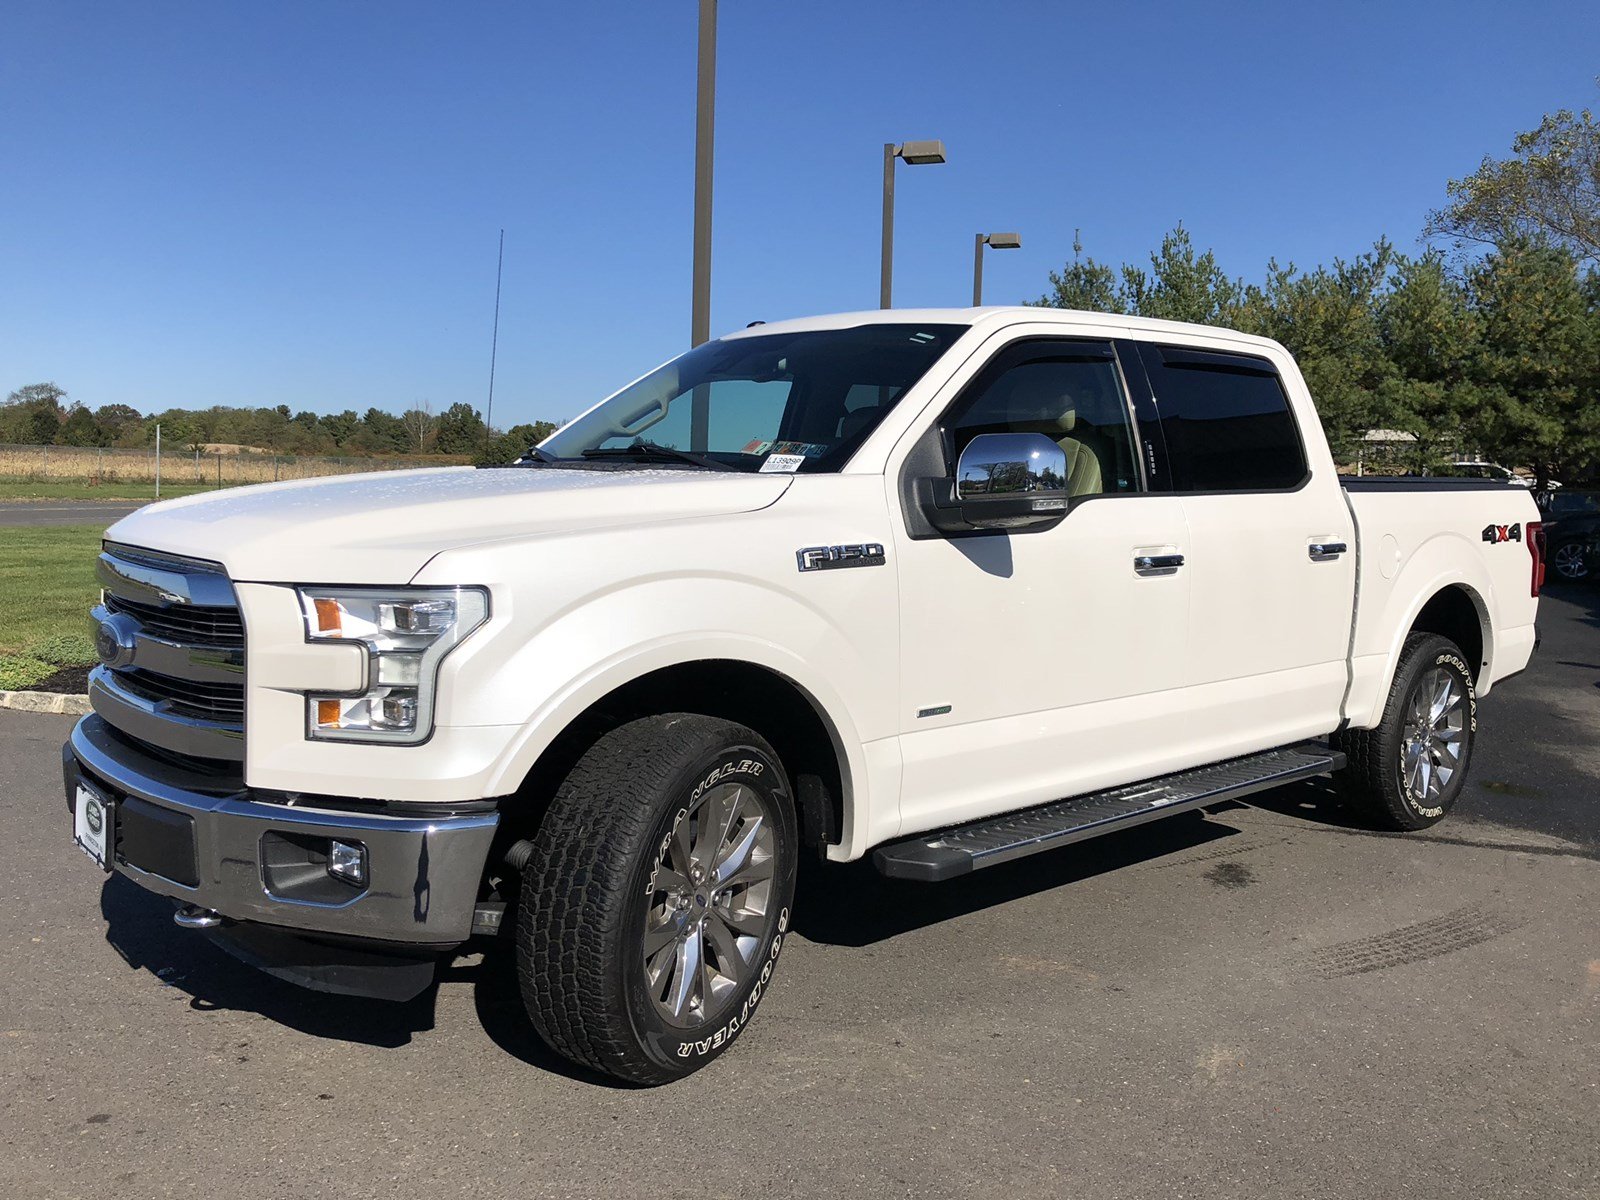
[1332,633,1477,831]
[516,714,797,1085]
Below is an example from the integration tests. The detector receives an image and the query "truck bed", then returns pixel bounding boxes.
[1340,476,1541,728]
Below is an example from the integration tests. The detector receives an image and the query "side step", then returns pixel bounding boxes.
[873,744,1344,881]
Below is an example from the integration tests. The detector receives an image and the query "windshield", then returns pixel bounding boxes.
[539,323,965,473]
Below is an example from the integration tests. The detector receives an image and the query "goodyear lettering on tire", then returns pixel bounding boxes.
[677,907,788,1058]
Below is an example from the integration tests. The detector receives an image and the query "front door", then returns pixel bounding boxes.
[889,332,1195,837]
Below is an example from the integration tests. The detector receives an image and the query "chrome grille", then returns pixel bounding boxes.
[104,594,244,646]
[113,670,247,724]
[90,543,246,765]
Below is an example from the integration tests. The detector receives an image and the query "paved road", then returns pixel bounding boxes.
[0,501,140,528]
[3,590,1596,1200]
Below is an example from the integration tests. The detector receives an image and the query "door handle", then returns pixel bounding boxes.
[1308,541,1348,561]
[1134,553,1185,575]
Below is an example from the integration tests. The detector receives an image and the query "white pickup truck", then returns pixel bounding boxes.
[65,307,1543,1084]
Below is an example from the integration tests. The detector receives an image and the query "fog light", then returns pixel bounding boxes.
[328,839,368,887]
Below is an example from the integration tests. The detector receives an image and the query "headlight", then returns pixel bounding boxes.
[296,586,489,744]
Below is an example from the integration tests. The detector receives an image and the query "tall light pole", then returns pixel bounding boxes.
[972,231,1022,306]
[691,0,716,348]
[880,140,947,308]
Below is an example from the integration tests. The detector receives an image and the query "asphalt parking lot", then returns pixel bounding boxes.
[3,591,1596,1200]
[0,501,141,528]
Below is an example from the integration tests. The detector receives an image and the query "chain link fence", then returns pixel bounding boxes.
[0,444,469,489]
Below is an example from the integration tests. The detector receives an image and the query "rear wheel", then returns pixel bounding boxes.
[516,714,797,1085]
[1333,633,1476,831]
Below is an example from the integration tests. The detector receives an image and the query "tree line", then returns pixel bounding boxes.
[0,385,557,467]
[1036,101,1600,489]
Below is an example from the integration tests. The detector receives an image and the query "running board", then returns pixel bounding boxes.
[873,744,1344,882]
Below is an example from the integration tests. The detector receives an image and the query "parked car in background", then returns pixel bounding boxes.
[1540,489,1600,581]
[1447,460,1557,489]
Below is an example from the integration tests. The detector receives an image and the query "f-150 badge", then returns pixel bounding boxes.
[1481,523,1522,544]
[796,544,886,572]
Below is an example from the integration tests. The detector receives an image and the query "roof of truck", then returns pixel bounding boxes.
[720,306,1286,355]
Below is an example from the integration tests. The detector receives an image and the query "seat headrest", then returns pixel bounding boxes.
[1056,408,1077,434]
[838,407,877,440]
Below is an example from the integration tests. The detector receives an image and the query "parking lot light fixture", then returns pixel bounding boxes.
[973,231,1022,306]
[881,139,948,308]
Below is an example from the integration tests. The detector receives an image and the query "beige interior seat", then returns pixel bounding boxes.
[1054,409,1111,498]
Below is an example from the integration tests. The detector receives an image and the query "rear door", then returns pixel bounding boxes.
[1130,340,1356,758]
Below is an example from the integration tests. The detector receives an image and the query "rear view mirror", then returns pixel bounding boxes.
[957,433,1066,501]
[916,432,1068,534]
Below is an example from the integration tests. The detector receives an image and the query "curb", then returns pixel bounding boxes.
[0,690,92,715]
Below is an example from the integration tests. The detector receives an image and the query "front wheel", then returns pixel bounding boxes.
[1333,633,1477,831]
[516,714,798,1085]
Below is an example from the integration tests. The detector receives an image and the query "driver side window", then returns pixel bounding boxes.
[945,343,1141,498]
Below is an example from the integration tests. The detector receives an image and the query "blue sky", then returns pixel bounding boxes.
[3,1,1597,429]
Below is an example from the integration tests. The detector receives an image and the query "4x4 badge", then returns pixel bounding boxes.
[1481,523,1522,544]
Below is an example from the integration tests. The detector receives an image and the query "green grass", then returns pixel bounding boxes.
[0,480,224,502]
[0,525,104,688]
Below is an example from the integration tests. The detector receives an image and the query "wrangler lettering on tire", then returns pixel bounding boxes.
[516,714,798,1085]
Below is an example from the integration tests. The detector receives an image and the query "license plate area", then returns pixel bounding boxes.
[74,782,115,871]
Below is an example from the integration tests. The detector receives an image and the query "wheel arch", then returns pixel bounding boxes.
[1353,578,1492,730]
[1407,584,1488,684]
[490,655,859,862]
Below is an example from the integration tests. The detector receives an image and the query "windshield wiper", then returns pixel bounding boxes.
[579,442,737,472]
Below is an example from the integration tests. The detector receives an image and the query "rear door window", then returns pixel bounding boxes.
[1139,345,1307,492]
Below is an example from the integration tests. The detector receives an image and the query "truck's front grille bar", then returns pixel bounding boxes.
[104,593,245,647]
[112,668,247,723]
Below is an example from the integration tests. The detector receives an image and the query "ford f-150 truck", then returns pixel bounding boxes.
[64,307,1543,1084]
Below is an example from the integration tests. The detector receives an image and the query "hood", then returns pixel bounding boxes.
[104,465,793,583]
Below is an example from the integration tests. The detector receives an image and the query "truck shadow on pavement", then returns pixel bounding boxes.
[96,872,630,1084]
[88,777,1362,1072]
[790,802,1267,948]
[98,873,440,1048]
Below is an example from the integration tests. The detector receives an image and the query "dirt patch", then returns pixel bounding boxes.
[1203,861,1257,890]
[36,665,89,694]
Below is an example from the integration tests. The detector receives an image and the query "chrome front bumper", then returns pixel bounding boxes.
[65,715,499,946]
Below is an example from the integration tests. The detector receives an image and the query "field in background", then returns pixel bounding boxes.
[0,525,102,690]
[0,443,468,491]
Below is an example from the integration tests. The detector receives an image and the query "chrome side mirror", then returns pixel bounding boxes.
[952,432,1068,529]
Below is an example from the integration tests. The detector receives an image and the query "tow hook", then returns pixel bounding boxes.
[172,904,224,930]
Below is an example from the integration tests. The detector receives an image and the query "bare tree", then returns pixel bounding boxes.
[401,401,437,453]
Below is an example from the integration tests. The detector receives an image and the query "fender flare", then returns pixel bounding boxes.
[479,633,876,857]
[1353,547,1494,729]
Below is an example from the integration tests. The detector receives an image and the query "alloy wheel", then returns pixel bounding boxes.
[641,782,777,1028]
[1552,542,1589,581]
[1399,666,1467,807]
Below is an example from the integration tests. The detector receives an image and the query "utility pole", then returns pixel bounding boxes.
[691,0,716,347]
[689,0,717,452]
